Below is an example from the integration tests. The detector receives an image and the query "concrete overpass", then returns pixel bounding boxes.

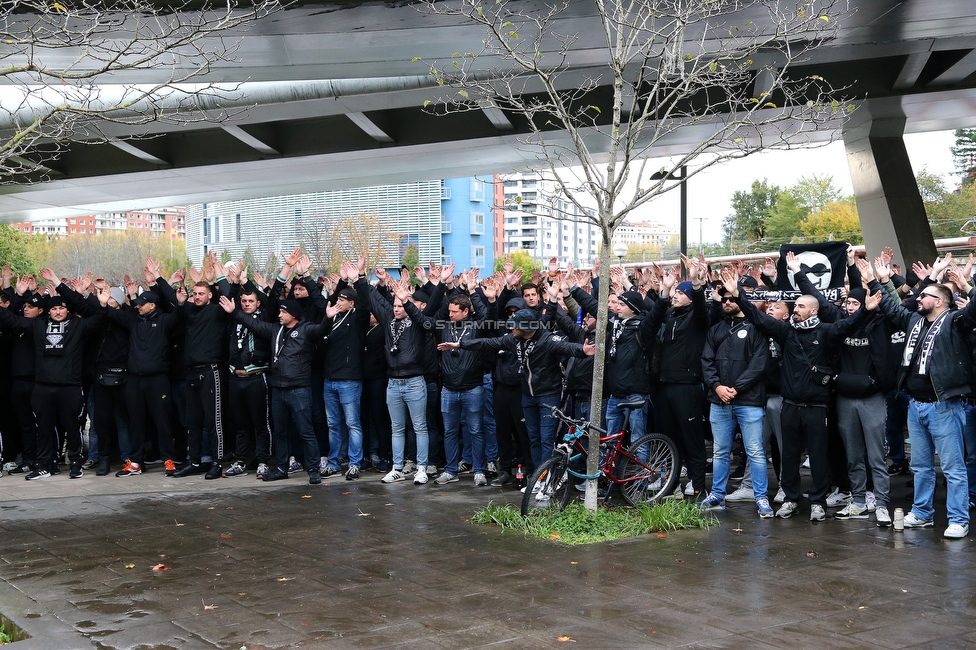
[2,0,976,265]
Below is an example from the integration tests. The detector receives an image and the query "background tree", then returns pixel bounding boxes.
[951,128,976,187]
[494,249,539,276]
[925,182,976,239]
[722,178,780,251]
[0,0,280,182]
[799,197,862,243]
[0,225,39,274]
[421,0,851,510]
[33,230,185,284]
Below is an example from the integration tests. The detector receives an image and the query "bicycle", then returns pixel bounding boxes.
[520,399,680,516]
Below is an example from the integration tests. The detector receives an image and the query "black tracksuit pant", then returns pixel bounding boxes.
[657,382,708,497]
[186,364,224,465]
[227,373,272,464]
[11,378,36,466]
[494,381,530,474]
[93,381,128,459]
[32,383,84,467]
[126,374,175,464]
[781,401,831,505]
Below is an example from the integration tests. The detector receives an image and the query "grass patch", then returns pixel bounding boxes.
[0,623,11,645]
[472,500,717,545]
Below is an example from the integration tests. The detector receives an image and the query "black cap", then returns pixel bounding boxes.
[279,299,304,320]
[618,290,644,314]
[739,276,759,289]
[412,290,430,304]
[507,308,541,331]
[46,296,68,309]
[337,287,357,301]
[25,294,45,309]
[132,291,158,307]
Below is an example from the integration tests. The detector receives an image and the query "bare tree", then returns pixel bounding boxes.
[0,0,280,182]
[420,0,852,510]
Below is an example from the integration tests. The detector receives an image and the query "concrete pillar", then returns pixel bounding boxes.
[844,119,937,271]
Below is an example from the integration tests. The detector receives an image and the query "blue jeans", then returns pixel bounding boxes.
[442,386,484,475]
[908,398,969,526]
[607,394,650,444]
[271,386,319,474]
[324,379,363,470]
[388,376,428,469]
[709,403,768,500]
[521,393,561,468]
[962,403,976,502]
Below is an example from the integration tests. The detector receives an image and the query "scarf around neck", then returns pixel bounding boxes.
[791,314,821,331]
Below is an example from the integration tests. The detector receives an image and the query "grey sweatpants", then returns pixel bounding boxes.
[836,393,890,507]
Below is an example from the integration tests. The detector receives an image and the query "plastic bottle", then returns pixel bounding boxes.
[893,507,904,531]
[516,464,526,489]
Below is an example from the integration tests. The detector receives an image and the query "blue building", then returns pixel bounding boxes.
[185,177,494,272]
[440,177,493,270]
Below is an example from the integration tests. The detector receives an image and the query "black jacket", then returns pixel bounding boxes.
[701,316,767,407]
[461,329,588,397]
[552,306,596,397]
[321,277,371,381]
[412,290,489,391]
[228,308,273,372]
[571,287,659,397]
[234,311,331,389]
[158,277,230,368]
[873,281,976,401]
[654,286,709,384]
[367,284,434,379]
[736,296,869,406]
[105,304,184,376]
[0,308,105,386]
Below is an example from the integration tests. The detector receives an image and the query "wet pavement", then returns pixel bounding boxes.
[0,465,973,649]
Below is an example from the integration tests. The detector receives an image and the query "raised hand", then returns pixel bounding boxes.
[881,246,894,267]
[413,265,427,284]
[911,261,931,281]
[357,254,367,276]
[720,267,739,298]
[252,271,267,290]
[763,257,778,281]
[931,253,953,280]
[0,265,11,289]
[504,255,514,276]
[855,258,875,285]
[14,274,29,296]
[283,246,301,268]
[548,257,558,275]
[124,275,138,298]
[218,295,236,314]
[375,267,389,283]
[864,288,882,311]
[662,267,677,291]
[188,266,203,284]
[785,251,801,274]
[40,268,58,285]
[846,245,857,267]
[440,262,456,283]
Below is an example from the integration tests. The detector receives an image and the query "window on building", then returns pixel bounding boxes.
[236,214,242,242]
[503,180,518,188]
[471,246,485,266]
[470,178,485,201]
[471,212,485,235]
[213,216,221,243]
[202,218,211,244]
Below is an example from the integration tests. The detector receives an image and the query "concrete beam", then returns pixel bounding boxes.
[110,141,169,167]
[929,49,976,86]
[844,119,937,271]
[221,125,279,155]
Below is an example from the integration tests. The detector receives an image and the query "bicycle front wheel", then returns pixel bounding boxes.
[520,454,573,516]
[618,433,679,506]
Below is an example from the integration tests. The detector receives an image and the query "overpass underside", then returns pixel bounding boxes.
[0,0,975,267]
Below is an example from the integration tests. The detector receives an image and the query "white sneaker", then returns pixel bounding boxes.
[725,486,755,502]
[381,469,405,483]
[865,491,877,512]
[773,486,786,503]
[810,504,826,521]
[801,456,811,469]
[903,512,933,528]
[825,488,852,508]
[875,506,891,527]
[944,523,969,539]
[402,460,416,475]
[413,468,428,485]
[684,480,695,496]
[474,473,488,486]
[665,483,684,500]
[319,457,328,473]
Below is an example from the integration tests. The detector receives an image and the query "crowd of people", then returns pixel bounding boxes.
[0,244,972,538]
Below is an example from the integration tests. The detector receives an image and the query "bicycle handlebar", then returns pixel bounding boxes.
[547,404,607,435]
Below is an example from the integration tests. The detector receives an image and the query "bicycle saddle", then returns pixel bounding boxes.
[616,398,646,410]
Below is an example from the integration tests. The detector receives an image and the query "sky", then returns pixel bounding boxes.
[619,129,960,246]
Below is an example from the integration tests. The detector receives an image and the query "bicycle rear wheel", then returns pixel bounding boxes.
[520,454,573,516]
[617,433,679,506]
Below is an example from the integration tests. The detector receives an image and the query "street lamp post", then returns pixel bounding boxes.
[612,242,629,265]
[650,165,688,259]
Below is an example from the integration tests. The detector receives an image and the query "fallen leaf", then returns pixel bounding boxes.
[237,592,247,596]
[570,561,578,565]
[858,606,866,610]
[202,598,217,610]
[125,563,135,569]
[225,506,234,510]
[276,577,294,582]
[674,559,685,564]
[654,533,668,539]
[357,510,371,517]
[151,563,170,571]
[550,533,561,541]
[220,535,232,540]
[207,507,215,510]
[342,491,353,495]
[301,495,312,499]
[806,551,819,558]
[557,636,573,642]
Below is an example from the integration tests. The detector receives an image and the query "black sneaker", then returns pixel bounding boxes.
[458,461,472,474]
[308,469,321,485]
[262,468,288,482]
[490,471,512,487]
[8,464,31,475]
[96,459,111,476]
[373,458,391,472]
[172,463,202,478]
[69,461,83,479]
[888,462,910,476]
[205,464,223,480]
[345,465,360,481]
[26,468,51,481]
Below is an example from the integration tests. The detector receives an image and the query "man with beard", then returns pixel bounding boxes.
[724,268,881,522]
[869,254,976,539]
[699,282,772,518]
